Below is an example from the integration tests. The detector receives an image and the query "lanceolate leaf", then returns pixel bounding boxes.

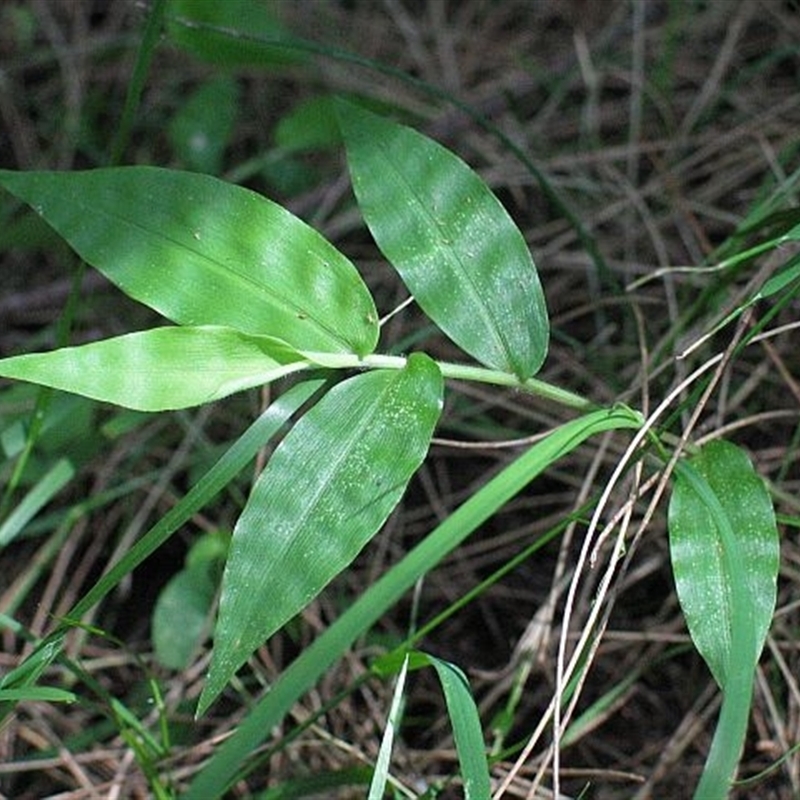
[200,354,443,712]
[338,100,549,380]
[0,326,306,411]
[668,440,779,688]
[0,167,378,356]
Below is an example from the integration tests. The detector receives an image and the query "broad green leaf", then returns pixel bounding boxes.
[185,405,642,797]
[0,326,307,412]
[338,100,549,381]
[669,441,780,798]
[668,440,779,688]
[0,167,378,356]
[200,353,443,712]
[165,0,304,67]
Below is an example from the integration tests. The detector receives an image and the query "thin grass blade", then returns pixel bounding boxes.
[367,654,409,800]
[0,687,76,703]
[0,458,74,547]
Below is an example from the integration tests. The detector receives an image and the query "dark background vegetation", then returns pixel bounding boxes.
[1,1,799,797]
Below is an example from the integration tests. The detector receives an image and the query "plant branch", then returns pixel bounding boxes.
[303,352,595,411]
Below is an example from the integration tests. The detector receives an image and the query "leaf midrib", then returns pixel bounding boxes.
[368,135,518,374]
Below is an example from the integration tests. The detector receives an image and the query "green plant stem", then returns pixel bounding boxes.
[696,672,756,799]
[435,359,595,410]
[674,460,757,799]
[307,353,595,411]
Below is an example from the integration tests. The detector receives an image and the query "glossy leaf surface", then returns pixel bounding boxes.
[668,440,779,688]
[0,326,306,411]
[338,101,548,380]
[200,353,443,711]
[0,167,378,356]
